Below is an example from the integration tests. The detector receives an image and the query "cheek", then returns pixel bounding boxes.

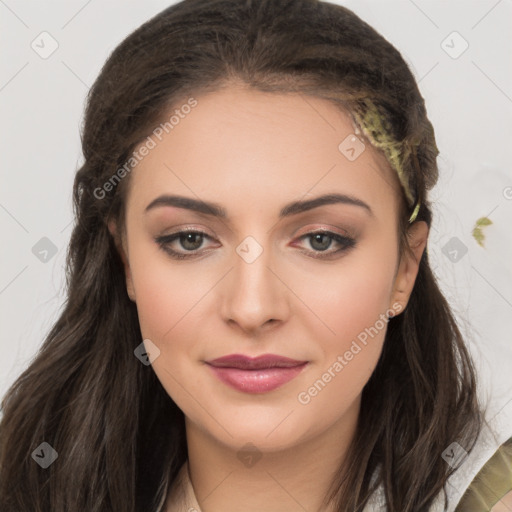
[297,253,396,395]
[303,255,396,345]
[294,272,393,424]
[128,243,210,342]
[330,272,392,337]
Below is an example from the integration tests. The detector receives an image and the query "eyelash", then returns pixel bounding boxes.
[155,229,356,260]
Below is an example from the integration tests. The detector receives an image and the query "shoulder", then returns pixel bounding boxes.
[369,432,512,511]
[454,436,512,511]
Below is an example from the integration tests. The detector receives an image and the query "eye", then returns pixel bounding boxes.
[293,230,356,259]
[155,229,356,260]
[155,229,215,260]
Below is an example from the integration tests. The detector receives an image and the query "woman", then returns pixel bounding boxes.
[1,1,509,511]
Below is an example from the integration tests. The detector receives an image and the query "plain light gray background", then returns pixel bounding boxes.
[1,0,511,468]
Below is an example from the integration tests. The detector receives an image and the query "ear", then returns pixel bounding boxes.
[390,221,429,314]
[108,220,136,302]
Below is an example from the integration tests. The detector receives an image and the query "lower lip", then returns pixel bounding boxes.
[207,363,308,393]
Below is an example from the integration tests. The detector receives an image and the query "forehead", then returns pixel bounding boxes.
[126,85,402,219]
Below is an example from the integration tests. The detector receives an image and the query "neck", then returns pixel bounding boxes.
[180,397,360,512]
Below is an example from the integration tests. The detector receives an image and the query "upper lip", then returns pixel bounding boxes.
[206,354,308,370]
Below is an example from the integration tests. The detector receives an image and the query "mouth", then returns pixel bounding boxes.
[205,354,309,393]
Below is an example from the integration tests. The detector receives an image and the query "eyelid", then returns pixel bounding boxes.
[160,225,216,238]
[293,224,355,238]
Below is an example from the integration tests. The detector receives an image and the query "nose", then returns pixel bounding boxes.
[220,238,290,336]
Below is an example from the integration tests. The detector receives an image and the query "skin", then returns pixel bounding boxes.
[110,83,428,512]
[490,490,512,511]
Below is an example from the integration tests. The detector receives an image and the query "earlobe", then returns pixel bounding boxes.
[107,220,136,302]
[390,221,429,313]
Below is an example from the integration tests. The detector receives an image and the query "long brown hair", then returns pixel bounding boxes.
[0,1,491,510]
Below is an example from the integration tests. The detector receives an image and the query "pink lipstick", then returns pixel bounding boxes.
[205,354,308,393]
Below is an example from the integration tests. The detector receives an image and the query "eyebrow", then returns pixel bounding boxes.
[144,193,374,219]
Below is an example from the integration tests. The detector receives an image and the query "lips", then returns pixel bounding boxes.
[206,354,308,370]
[205,354,309,393]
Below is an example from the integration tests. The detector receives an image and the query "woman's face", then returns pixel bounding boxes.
[115,84,426,453]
